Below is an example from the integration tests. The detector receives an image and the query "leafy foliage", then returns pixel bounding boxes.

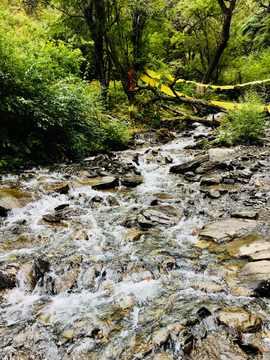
[0,8,131,167]
[216,91,267,145]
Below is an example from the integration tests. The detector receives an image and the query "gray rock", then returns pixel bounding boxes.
[141,205,183,226]
[200,175,223,186]
[208,148,236,161]
[54,268,80,294]
[208,189,221,198]
[87,176,119,190]
[170,154,209,174]
[231,211,258,219]
[199,219,257,243]
[191,333,248,360]
[121,175,143,187]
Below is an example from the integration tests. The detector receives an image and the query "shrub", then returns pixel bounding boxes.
[216,91,267,146]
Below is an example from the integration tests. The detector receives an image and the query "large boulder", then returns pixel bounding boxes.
[199,219,257,243]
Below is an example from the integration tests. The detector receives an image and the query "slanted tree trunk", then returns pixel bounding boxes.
[201,0,237,85]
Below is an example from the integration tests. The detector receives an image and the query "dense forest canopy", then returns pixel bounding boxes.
[1,0,270,166]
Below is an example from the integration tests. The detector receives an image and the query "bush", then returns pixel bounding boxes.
[216,91,267,146]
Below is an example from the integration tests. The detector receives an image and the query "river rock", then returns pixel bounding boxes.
[82,267,96,289]
[61,329,75,340]
[200,175,223,186]
[124,230,145,244]
[140,205,183,227]
[250,249,270,261]
[191,281,223,293]
[121,268,153,282]
[208,148,236,161]
[199,218,257,243]
[226,233,270,258]
[0,189,34,216]
[54,268,80,294]
[107,195,119,206]
[34,258,50,283]
[225,260,270,297]
[121,175,143,187]
[254,175,270,189]
[219,309,262,332]
[170,154,209,174]
[0,235,50,255]
[17,263,36,291]
[231,211,258,219]
[55,184,70,194]
[195,160,231,174]
[151,351,174,360]
[208,189,221,198]
[152,327,170,344]
[191,333,248,360]
[87,176,119,190]
[0,270,16,290]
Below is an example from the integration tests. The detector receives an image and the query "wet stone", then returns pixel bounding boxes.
[140,205,183,227]
[219,309,262,333]
[191,333,248,360]
[199,218,258,243]
[152,326,170,344]
[200,175,223,186]
[54,268,80,294]
[170,154,209,174]
[151,351,174,360]
[0,270,16,290]
[121,175,143,188]
[124,230,145,244]
[231,211,258,219]
[226,233,269,258]
[87,176,119,190]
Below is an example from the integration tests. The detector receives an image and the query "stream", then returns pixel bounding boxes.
[1,123,270,359]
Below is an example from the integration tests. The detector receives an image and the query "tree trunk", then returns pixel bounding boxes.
[201,0,237,85]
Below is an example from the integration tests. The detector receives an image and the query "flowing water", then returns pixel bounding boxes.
[1,124,270,359]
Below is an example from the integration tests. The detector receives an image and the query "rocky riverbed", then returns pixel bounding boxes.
[1,124,270,359]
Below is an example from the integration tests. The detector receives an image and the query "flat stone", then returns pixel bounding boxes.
[61,329,75,340]
[152,327,170,345]
[231,211,258,219]
[255,176,270,189]
[87,176,119,190]
[121,175,143,187]
[225,260,270,297]
[250,249,270,261]
[199,219,257,243]
[227,233,270,258]
[195,160,231,174]
[124,230,145,244]
[219,309,262,333]
[18,263,36,291]
[200,175,223,186]
[54,268,80,294]
[0,235,50,255]
[170,154,209,174]
[141,205,183,226]
[151,351,174,360]
[191,333,248,360]
[208,148,236,161]
[190,281,224,293]
[208,189,221,198]
[0,189,35,216]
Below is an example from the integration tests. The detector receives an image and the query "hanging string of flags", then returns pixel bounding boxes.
[140,68,270,112]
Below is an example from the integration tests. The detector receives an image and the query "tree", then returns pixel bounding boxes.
[202,0,238,84]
